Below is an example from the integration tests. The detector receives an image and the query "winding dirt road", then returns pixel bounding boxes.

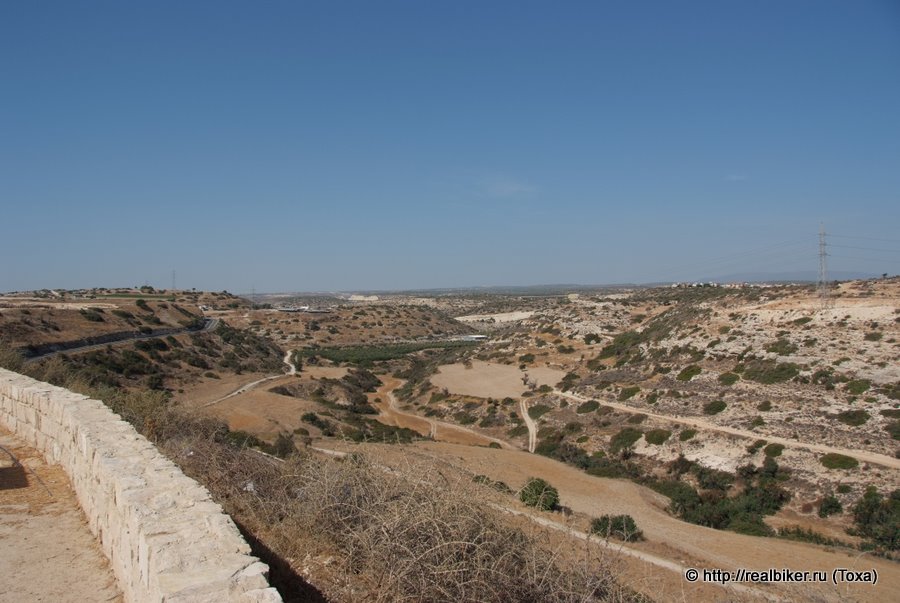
[372,377,512,449]
[202,350,296,408]
[557,390,900,471]
[519,398,537,453]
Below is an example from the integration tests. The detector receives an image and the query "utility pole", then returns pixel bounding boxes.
[171,270,176,293]
[817,223,829,308]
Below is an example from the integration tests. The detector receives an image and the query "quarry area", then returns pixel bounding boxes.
[0,279,898,602]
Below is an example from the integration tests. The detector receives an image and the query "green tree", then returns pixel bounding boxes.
[590,515,643,542]
[519,478,559,511]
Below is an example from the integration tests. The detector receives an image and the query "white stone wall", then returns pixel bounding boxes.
[0,368,282,603]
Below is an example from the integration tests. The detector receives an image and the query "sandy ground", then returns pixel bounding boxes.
[178,372,272,407]
[194,376,314,437]
[327,439,900,603]
[431,360,566,400]
[0,428,121,603]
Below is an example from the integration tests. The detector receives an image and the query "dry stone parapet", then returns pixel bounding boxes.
[0,368,282,603]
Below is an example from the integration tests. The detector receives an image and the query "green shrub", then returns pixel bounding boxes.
[777,526,848,547]
[576,400,599,414]
[518,353,535,363]
[676,365,702,381]
[695,466,734,490]
[845,379,871,395]
[749,416,765,428]
[644,429,671,445]
[747,439,767,453]
[519,478,559,511]
[79,308,105,322]
[626,413,646,424]
[743,360,799,384]
[765,339,798,355]
[886,421,900,441]
[454,411,476,425]
[820,453,858,470]
[863,331,883,342]
[597,330,643,360]
[851,486,900,550]
[679,429,697,441]
[653,459,790,535]
[757,400,772,411]
[718,372,739,386]
[590,515,643,541]
[764,443,784,457]
[609,428,642,454]
[792,317,813,326]
[271,433,297,458]
[507,424,528,437]
[835,409,870,426]
[558,372,579,391]
[528,404,552,420]
[300,412,335,435]
[818,495,843,518]
[618,386,640,401]
[703,400,726,415]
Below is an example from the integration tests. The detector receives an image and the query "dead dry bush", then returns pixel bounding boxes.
[168,437,634,603]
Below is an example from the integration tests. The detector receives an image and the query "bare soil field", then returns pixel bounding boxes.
[431,360,566,400]
[194,377,314,438]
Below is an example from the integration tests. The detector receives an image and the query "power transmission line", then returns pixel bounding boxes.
[828,233,900,244]
[817,223,829,308]
[828,254,900,264]
[828,243,900,254]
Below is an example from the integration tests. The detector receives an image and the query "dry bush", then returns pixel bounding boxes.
[168,437,634,603]
[0,341,24,372]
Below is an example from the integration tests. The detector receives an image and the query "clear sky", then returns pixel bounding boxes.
[2,1,899,292]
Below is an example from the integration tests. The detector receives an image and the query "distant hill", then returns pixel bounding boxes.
[706,270,881,283]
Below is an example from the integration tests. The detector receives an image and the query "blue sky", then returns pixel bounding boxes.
[2,1,899,292]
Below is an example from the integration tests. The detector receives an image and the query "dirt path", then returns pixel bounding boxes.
[0,428,122,602]
[202,349,296,408]
[558,390,900,470]
[371,377,512,449]
[492,505,775,601]
[519,398,537,453]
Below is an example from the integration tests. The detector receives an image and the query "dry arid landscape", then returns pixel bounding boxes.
[2,278,898,602]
